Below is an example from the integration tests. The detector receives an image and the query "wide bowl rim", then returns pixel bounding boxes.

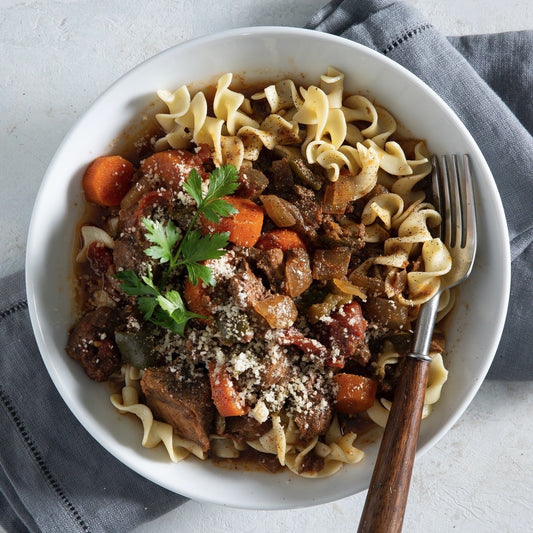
[25,25,511,509]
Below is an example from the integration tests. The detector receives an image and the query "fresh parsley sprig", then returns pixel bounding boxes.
[116,266,202,336]
[116,164,240,336]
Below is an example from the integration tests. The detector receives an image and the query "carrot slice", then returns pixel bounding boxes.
[201,196,264,247]
[82,155,135,206]
[140,150,189,188]
[333,373,377,414]
[140,147,211,188]
[183,277,212,322]
[208,362,247,417]
[255,229,306,251]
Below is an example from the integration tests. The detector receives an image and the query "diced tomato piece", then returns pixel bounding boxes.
[208,362,247,417]
[87,242,113,276]
[140,148,210,189]
[134,190,173,220]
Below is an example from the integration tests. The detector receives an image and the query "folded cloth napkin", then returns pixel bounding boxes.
[0,272,187,533]
[2,2,533,532]
[307,0,533,379]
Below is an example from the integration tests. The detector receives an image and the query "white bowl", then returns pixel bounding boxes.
[26,26,510,509]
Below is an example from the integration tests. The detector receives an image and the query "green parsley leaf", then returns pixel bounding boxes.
[154,291,204,336]
[115,270,159,297]
[138,296,158,319]
[183,165,239,223]
[201,198,238,223]
[156,289,186,317]
[179,230,230,286]
[142,217,180,264]
[185,262,215,287]
[182,169,204,207]
[205,165,240,200]
[180,229,230,264]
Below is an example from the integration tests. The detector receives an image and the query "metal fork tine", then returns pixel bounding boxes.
[437,155,453,246]
[432,154,478,288]
[461,154,477,273]
[449,155,463,249]
[431,156,444,240]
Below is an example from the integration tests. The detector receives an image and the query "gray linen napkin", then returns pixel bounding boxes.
[307,0,533,379]
[2,2,533,532]
[0,271,186,533]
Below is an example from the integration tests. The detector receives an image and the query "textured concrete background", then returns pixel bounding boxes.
[1,1,532,532]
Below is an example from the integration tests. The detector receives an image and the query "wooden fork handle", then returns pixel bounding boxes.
[357,356,431,533]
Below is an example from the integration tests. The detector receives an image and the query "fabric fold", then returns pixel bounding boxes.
[0,272,186,533]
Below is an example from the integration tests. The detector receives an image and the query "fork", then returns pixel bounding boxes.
[357,154,478,533]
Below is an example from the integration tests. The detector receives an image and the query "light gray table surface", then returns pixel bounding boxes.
[1,1,532,532]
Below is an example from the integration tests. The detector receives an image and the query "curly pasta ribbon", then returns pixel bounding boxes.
[214,73,259,135]
[392,141,432,205]
[251,78,303,113]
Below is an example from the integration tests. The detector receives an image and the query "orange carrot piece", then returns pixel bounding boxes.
[140,150,188,188]
[333,373,377,414]
[201,196,264,247]
[208,362,248,417]
[140,147,211,188]
[255,229,306,251]
[82,155,135,206]
[183,277,212,322]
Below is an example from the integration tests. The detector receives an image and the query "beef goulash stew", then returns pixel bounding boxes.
[67,68,452,477]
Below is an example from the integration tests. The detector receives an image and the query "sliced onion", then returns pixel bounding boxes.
[260,195,298,227]
[253,295,298,328]
[120,174,152,210]
[285,249,312,298]
[332,278,367,302]
[348,270,386,295]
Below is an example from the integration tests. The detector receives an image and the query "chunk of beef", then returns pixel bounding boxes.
[227,260,266,309]
[66,307,121,382]
[291,184,323,241]
[267,158,295,196]
[260,345,291,388]
[141,365,216,453]
[114,190,177,275]
[292,382,333,441]
[225,416,272,445]
[113,237,146,274]
[256,247,285,289]
[237,165,269,199]
[321,215,366,249]
[299,452,325,474]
